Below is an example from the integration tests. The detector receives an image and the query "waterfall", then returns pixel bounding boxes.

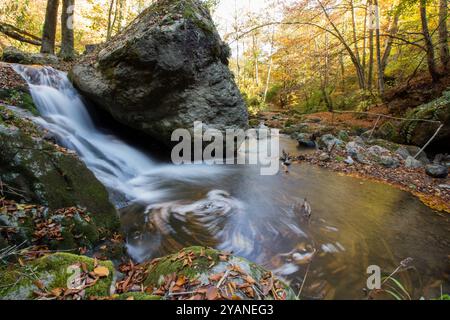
[12,65,225,206]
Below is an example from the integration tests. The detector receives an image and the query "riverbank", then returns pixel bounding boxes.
[293,149,450,214]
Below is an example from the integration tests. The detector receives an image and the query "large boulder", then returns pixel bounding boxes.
[139,246,297,300]
[70,0,248,147]
[0,253,114,300]
[400,91,450,153]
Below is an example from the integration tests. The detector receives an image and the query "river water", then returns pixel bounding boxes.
[13,65,449,299]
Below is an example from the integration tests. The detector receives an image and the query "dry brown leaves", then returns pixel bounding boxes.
[33,258,109,300]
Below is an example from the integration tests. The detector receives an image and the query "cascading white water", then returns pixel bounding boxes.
[12,65,226,206]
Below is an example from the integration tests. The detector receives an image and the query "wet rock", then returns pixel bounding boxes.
[296,133,316,148]
[379,156,400,168]
[0,111,119,233]
[71,0,247,147]
[405,156,423,169]
[0,253,114,300]
[425,164,448,178]
[2,46,59,65]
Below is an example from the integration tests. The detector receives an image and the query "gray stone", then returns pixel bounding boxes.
[70,0,247,148]
[344,156,354,165]
[346,141,365,158]
[319,152,331,162]
[380,156,400,168]
[297,133,316,148]
[425,164,448,178]
[405,156,423,168]
[318,134,343,151]
[2,46,59,65]
[395,147,411,160]
[368,145,390,158]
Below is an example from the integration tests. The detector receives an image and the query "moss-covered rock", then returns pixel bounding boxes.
[143,246,297,300]
[0,112,119,235]
[71,0,247,148]
[400,91,450,152]
[0,88,39,116]
[0,253,114,300]
[0,202,103,252]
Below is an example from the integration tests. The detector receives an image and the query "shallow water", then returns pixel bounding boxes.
[14,65,449,300]
[122,136,450,299]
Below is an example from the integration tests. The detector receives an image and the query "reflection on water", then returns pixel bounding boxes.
[122,136,450,300]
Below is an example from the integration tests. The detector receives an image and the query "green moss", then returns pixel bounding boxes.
[144,246,220,286]
[0,253,114,300]
[0,88,39,116]
[143,246,298,300]
[116,292,162,300]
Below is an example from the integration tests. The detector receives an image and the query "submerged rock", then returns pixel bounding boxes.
[425,164,448,179]
[71,0,247,147]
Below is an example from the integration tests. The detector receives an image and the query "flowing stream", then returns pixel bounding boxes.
[13,65,449,299]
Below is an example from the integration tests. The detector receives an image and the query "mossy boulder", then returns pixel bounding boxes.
[0,253,114,300]
[143,246,297,300]
[71,0,247,148]
[0,111,119,234]
[0,88,39,116]
[400,91,450,152]
[0,202,106,253]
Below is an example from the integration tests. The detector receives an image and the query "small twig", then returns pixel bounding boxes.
[167,291,196,297]
[216,269,231,289]
[297,263,311,300]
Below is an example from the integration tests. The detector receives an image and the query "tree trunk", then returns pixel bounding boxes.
[420,0,440,82]
[263,28,275,103]
[374,0,385,95]
[60,0,75,60]
[350,0,361,67]
[368,0,374,90]
[106,0,115,41]
[381,3,400,73]
[0,22,41,46]
[438,0,449,72]
[41,0,60,54]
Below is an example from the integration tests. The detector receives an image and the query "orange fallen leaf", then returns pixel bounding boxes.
[93,266,110,278]
[206,286,219,300]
